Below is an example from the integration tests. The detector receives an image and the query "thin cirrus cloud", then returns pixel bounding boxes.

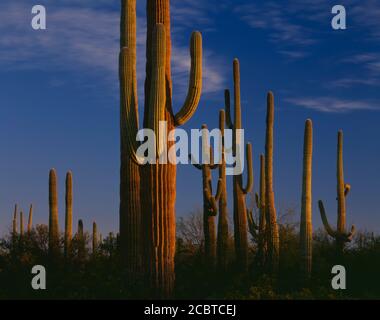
[286,97,379,113]
[0,2,225,97]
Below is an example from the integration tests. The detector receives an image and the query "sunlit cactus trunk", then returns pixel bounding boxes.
[265,92,279,274]
[217,110,229,272]
[49,169,60,258]
[65,171,73,258]
[318,130,355,255]
[19,211,24,237]
[120,0,142,278]
[120,0,203,297]
[27,204,33,234]
[225,60,253,271]
[300,119,313,279]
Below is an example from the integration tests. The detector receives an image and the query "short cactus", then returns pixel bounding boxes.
[300,119,313,278]
[65,171,73,258]
[27,204,33,234]
[318,130,355,253]
[12,204,18,235]
[19,211,24,237]
[92,221,98,255]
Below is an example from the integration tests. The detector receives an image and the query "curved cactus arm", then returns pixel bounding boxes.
[242,143,254,194]
[204,186,218,216]
[345,224,356,241]
[255,193,260,209]
[318,200,338,238]
[215,178,223,202]
[224,89,233,129]
[247,209,258,240]
[120,47,145,165]
[174,31,203,126]
[344,183,351,197]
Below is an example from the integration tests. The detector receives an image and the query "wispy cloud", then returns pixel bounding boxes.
[286,97,379,113]
[0,1,225,98]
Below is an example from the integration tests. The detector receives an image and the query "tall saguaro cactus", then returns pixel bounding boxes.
[225,59,254,270]
[120,0,203,297]
[318,130,355,254]
[65,171,73,258]
[27,204,33,234]
[265,92,279,273]
[49,169,60,257]
[300,119,313,278]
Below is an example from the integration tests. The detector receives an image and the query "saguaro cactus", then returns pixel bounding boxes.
[77,219,85,260]
[120,0,203,297]
[12,204,18,235]
[65,171,73,258]
[27,204,33,234]
[190,126,220,268]
[92,221,98,255]
[225,59,254,270]
[265,92,279,273]
[300,119,313,278]
[318,130,355,254]
[120,0,142,278]
[217,110,229,271]
[49,169,60,257]
[19,211,24,237]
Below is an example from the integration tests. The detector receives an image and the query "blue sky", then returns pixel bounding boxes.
[0,0,379,236]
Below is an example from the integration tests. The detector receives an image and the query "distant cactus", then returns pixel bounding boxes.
[27,204,33,234]
[12,204,18,235]
[120,0,203,296]
[49,169,60,257]
[318,130,355,254]
[92,221,98,255]
[190,125,220,268]
[265,92,279,273]
[65,171,73,258]
[77,219,85,260]
[19,211,24,237]
[224,59,254,271]
[300,119,313,278]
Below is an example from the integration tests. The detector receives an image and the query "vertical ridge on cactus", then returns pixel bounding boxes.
[224,59,254,271]
[318,130,355,254]
[49,168,60,258]
[300,119,313,278]
[265,92,280,274]
[27,204,33,234]
[65,171,73,258]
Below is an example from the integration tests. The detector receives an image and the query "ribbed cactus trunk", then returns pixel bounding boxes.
[120,0,202,297]
[318,130,355,255]
[92,222,98,255]
[217,110,229,272]
[265,92,279,274]
[27,204,33,234]
[19,211,24,237]
[49,169,60,258]
[300,119,313,278]
[225,60,253,271]
[120,0,142,278]
[257,154,267,267]
[65,171,73,258]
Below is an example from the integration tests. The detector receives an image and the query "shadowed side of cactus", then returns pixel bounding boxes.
[92,221,98,255]
[217,110,229,272]
[300,119,313,279]
[224,59,254,271]
[65,171,73,258]
[27,204,33,234]
[49,169,60,258]
[77,219,85,261]
[265,92,279,274]
[318,130,355,254]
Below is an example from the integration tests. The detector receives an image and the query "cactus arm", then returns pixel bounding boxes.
[204,186,218,216]
[224,89,233,129]
[120,47,144,165]
[346,225,356,241]
[242,143,254,194]
[255,193,260,209]
[209,146,219,170]
[174,31,203,126]
[318,200,338,238]
[344,184,351,197]
[247,209,258,240]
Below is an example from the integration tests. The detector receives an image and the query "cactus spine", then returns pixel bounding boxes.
[265,92,279,273]
[92,221,98,255]
[27,204,33,234]
[65,171,73,258]
[120,0,142,277]
[217,110,229,271]
[225,59,254,270]
[120,0,203,297]
[300,119,313,278]
[318,130,355,253]
[49,169,60,257]
[19,211,24,237]
[190,125,220,268]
